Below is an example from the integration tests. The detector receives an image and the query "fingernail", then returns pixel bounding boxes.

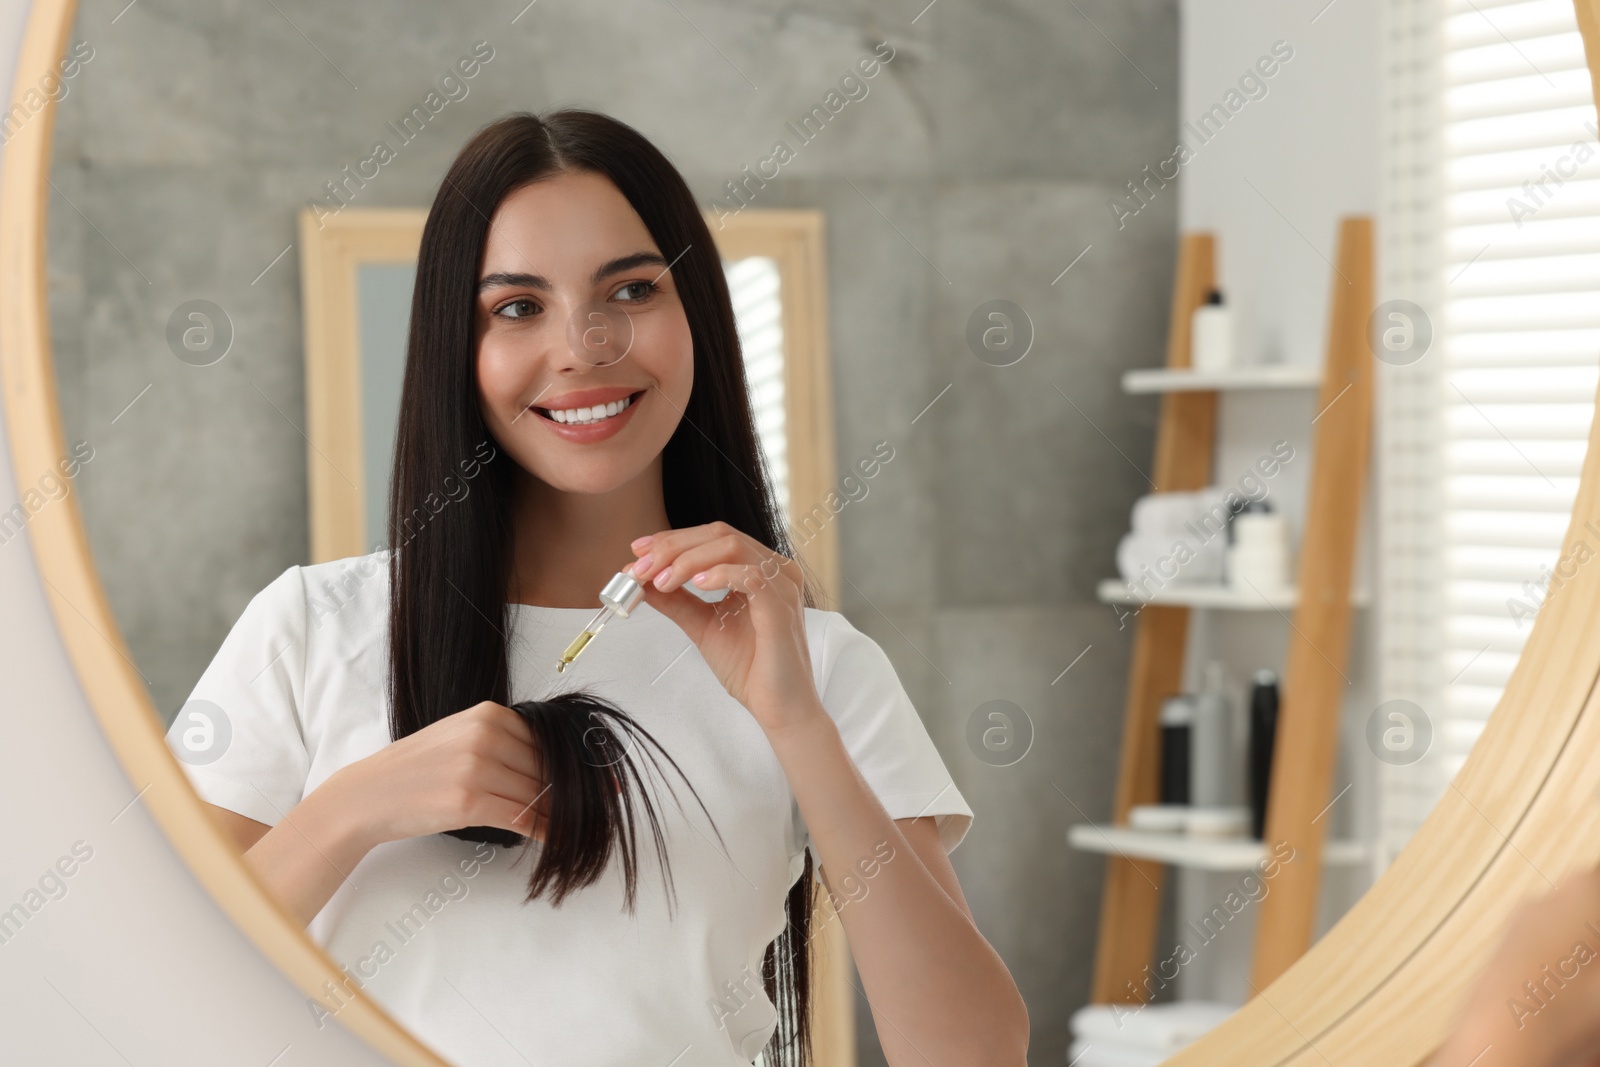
[631,554,652,576]
[631,535,653,550]
[653,568,673,590]
[691,572,709,586]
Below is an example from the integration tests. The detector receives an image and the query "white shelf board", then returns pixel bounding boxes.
[1122,364,1322,394]
[1095,579,1369,611]
[1067,825,1366,872]
[1097,579,1294,610]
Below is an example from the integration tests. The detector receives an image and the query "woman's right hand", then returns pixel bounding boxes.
[1435,866,1600,1067]
[242,700,542,925]
[323,700,546,849]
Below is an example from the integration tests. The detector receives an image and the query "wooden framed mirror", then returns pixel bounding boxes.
[6,0,1600,1063]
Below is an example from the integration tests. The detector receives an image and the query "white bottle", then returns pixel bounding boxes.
[1191,290,1233,373]
[1227,509,1292,592]
[1190,661,1234,808]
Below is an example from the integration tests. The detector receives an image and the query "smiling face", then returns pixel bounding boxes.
[475,169,694,495]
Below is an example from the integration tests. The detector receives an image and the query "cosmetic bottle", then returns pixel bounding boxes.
[1248,669,1279,840]
[1190,661,1233,809]
[1158,694,1193,806]
[1191,289,1233,372]
[556,569,728,673]
[1227,501,1291,592]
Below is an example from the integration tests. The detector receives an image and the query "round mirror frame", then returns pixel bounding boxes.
[5,0,1600,1063]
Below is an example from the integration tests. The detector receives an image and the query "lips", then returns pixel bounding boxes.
[530,389,646,443]
[532,385,641,411]
[536,391,639,426]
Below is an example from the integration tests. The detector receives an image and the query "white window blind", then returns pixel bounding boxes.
[725,255,790,515]
[1380,0,1599,859]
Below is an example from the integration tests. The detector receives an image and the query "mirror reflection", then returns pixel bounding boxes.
[35,0,1600,1064]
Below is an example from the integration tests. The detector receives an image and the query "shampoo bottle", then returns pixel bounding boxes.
[1191,289,1233,372]
[1190,661,1233,808]
[1248,668,1280,839]
[1159,694,1194,806]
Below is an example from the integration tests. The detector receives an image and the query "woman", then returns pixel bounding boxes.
[171,109,1027,1066]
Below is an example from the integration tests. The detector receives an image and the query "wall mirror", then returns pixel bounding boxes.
[7,0,1600,1063]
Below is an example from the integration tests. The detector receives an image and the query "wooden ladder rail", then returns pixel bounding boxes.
[1249,216,1375,987]
[1090,231,1218,1002]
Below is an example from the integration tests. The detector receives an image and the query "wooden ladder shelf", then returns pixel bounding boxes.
[1088,218,1375,1002]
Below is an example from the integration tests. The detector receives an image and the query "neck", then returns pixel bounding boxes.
[507,458,671,608]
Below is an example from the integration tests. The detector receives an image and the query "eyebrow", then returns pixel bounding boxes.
[476,251,671,295]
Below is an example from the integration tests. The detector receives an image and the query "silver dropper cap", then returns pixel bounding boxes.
[599,571,647,617]
[598,568,732,617]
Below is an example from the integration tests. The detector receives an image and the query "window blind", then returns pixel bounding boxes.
[1380,0,1599,859]
[724,256,790,516]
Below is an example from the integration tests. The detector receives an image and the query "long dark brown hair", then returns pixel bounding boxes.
[385,109,814,1066]
[455,693,716,912]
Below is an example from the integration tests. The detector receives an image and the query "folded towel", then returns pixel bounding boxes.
[1071,1001,1236,1054]
[1116,532,1225,586]
[1130,488,1231,540]
[1065,1040,1166,1067]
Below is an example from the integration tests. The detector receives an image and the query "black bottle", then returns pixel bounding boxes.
[1248,669,1279,839]
[1159,694,1193,806]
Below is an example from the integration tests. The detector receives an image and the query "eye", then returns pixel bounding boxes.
[493,297,540,321]
[611,280,660,303]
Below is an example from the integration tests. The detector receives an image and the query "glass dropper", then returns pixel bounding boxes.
[556,568,728,673]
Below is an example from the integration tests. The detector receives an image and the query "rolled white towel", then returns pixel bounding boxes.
[1071,1001,1236,1055]
[1187,486,1235,542]
[1130,493,1191,539]
[1117,533,1171,584]
[1186,535,1225,583]
[1065,1039,1165,1067]
[1116,532,1225,587]
[1131,488,1233,541]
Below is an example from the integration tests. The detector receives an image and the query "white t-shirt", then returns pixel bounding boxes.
[168,550,972,1067]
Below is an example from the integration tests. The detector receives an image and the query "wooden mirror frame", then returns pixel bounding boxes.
[6,1,1600,1064]
[2,4,459,1061]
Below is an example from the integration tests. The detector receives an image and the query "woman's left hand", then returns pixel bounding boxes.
[627,522,822,733]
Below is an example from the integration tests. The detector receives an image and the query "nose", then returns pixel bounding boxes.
[564,301,635,369]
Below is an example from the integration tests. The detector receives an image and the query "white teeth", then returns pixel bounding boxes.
[546,395,633,425]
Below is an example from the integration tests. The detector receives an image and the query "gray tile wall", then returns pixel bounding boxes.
[47,1,1179,1061]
